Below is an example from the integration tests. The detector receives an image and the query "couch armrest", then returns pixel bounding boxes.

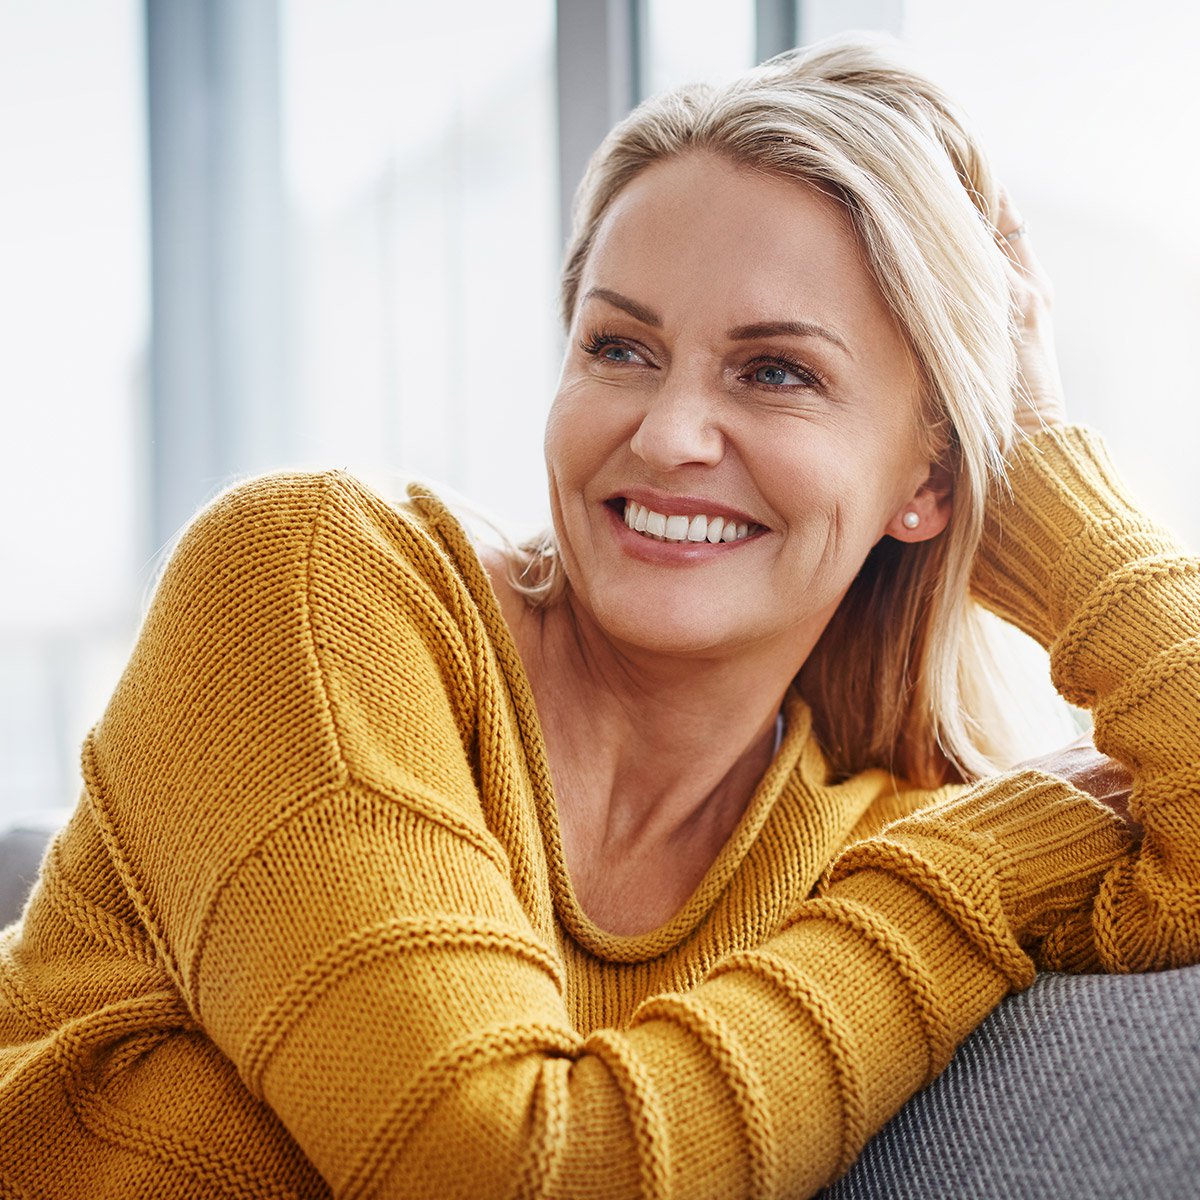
[821,965,1200,1198]
[0,825,55,928]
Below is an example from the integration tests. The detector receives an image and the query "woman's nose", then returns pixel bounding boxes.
[628,380,725,470]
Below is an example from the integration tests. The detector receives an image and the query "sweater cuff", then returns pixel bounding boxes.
[825,770,1132,950]
[971,424,1175,647]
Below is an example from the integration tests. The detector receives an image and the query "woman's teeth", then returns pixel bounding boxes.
[621,500,754,544]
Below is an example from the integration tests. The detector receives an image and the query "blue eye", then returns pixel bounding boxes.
[753,364,795,386]
[579,329,648,365]
[747,358,823,390]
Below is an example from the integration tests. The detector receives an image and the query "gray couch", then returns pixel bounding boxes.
[4,825,1198,1197]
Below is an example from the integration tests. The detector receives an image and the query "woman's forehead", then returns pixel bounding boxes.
[579,152,903,353]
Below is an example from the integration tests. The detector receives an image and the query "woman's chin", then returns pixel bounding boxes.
[581,590,764,661]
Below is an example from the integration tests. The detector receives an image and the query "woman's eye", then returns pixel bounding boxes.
[747,359,823,390]
[579,332,648,366]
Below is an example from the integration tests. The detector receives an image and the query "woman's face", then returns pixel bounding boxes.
[544,150,949,663]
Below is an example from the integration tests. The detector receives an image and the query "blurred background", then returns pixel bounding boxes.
[2,0,1198,830]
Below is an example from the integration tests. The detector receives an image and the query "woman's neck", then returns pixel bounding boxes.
[509,580,808,859]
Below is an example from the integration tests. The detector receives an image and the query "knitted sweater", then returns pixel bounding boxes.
[1,426,1196,1199]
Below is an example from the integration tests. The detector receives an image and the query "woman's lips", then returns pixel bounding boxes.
[618,497,760,544]
[611,488,765,531]
[603,499,765,563]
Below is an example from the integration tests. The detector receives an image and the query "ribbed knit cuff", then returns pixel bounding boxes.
[824,770,1132,950]
[971,425,1175,649]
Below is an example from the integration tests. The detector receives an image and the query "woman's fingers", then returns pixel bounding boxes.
[995,188,1053,306]
[993,187,1068,434]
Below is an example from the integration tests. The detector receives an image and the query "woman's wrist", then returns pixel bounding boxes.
[824,770,1132,950]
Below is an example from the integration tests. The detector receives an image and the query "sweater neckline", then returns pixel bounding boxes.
[405,483,815,964]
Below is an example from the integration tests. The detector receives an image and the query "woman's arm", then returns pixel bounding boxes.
[833,419,1200,976]
[981,194,1197,969]
[974,422,1199,971]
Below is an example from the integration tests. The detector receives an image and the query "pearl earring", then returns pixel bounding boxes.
[902,511,921,530]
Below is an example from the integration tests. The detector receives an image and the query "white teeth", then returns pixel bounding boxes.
[620,500,759,545]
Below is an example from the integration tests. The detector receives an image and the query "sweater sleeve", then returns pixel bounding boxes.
[972,424,1200,971]
[79,464,1142,1200]
[830,424,1199,975]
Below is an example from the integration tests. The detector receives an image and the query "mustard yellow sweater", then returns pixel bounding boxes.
[1,426,1197,1199]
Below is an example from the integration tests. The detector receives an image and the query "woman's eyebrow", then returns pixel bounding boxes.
[728,320,853,358]
[582,287,662,327]
[581,287,852,359]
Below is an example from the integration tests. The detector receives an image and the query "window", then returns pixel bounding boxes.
[281,0,560,529]
[0,0,148,826]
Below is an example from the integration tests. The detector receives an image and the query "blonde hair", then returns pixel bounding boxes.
[507,33,1026,787]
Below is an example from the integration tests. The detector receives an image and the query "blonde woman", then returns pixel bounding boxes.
[1,35,1195,1199]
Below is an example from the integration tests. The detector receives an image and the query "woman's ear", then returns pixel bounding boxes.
[885,460,953,544]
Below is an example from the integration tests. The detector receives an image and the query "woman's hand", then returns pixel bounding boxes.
[994,189,1069,437]
[1016,730,1140,838]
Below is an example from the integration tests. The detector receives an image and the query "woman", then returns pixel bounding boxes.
[1,35,1194,1199]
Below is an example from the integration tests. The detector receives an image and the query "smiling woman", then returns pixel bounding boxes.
[525,151,952,893]
[520,87,1007,791]
[2,31,1199,1200]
